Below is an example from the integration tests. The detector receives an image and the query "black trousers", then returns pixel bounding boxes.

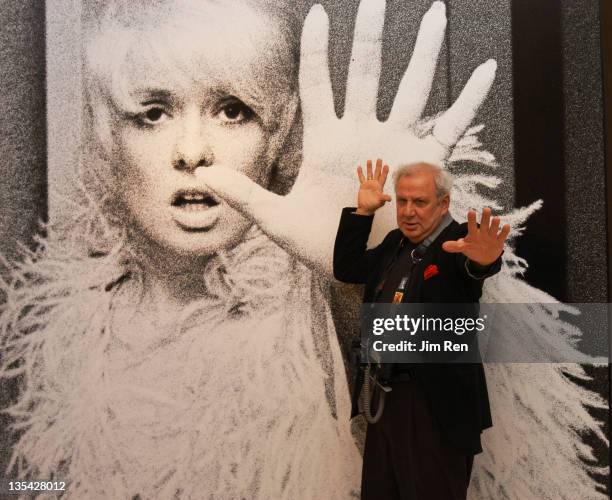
[361,380,474,500]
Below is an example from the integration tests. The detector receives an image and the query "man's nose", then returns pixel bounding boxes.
[402,202,416,218]
[172,108,214,172]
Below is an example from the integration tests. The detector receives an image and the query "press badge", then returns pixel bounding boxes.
[392,276,409,304]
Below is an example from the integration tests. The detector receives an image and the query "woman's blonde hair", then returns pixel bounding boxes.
[74,0,304,256]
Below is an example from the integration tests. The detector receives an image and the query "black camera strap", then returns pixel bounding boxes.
[356,213,455,423]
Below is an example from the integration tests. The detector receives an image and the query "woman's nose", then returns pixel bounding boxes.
[172,108,214,172]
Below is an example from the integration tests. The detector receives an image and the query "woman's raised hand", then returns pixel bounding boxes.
[195,0,496,275]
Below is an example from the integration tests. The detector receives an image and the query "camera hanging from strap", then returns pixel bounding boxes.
[359,213,454,424]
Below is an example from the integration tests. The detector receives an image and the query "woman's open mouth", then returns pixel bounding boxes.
[172,190,219,210]
[170,189,221,230]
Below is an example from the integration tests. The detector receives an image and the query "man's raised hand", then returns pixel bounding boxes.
[355,159,392,216]
[442,208,510,266]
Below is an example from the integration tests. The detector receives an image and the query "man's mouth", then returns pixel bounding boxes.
[171,190,220,210]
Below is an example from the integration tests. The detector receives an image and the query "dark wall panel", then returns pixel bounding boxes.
[562,0,606,303]
[511,0,566,301]
[0,0,47,263]
[0,0,47,482]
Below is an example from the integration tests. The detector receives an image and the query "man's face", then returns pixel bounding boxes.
[395,171,450,243]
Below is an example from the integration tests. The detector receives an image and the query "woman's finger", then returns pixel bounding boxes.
[344,0,386,118]
[299,4,336,127]
[432,59,496,147]
[194,166,280,220]
[389,1,447,126]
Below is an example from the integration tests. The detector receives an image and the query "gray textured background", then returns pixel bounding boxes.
[0,0,46,484]
[562,0,607,303]
[0,0,46,266]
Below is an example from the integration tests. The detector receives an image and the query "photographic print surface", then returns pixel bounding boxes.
[0,0,608,498]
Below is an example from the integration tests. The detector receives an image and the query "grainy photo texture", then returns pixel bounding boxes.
[0,0,608,499]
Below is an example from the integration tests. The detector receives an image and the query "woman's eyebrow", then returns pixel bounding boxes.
[129,88,173,103]
[210,84,262,105]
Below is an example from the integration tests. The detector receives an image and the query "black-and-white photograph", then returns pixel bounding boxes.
[0,0,609,498]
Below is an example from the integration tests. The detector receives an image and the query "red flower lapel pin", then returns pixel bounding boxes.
[424,264,439,280]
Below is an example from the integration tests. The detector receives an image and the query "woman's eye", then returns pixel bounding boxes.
[145,107,164,122]
[141,107,167,124]
[132,106,169,127]
[219,101,254,123]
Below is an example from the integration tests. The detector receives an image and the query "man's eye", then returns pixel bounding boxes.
[219,101,254,123]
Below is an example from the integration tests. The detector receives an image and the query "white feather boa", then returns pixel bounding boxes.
[0,230,360,499]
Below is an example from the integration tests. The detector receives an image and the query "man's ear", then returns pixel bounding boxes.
[440,193,450,213]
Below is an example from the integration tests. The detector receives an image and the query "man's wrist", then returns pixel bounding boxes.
[354,208,375,216]
[465,258,493,279]
[468,259,494,270]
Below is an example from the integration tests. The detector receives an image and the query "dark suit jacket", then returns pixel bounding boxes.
[333,207,501,455]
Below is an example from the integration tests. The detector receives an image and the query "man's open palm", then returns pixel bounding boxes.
[356,159,392,215]
[442,208,510,265]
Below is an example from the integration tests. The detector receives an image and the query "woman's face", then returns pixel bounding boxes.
[111,77,270,257]
[93,1,297,258]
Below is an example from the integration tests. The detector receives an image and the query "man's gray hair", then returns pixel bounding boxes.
[393,162,453,199]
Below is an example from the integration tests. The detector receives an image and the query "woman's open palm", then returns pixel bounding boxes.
[196,0,496,274]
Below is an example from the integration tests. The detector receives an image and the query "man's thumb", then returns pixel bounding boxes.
[442,240,463,253]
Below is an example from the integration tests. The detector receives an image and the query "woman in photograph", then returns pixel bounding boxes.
[0,0,605,499]
[2,1,359,498]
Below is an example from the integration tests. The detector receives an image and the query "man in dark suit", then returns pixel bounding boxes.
[333,158,510,500]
